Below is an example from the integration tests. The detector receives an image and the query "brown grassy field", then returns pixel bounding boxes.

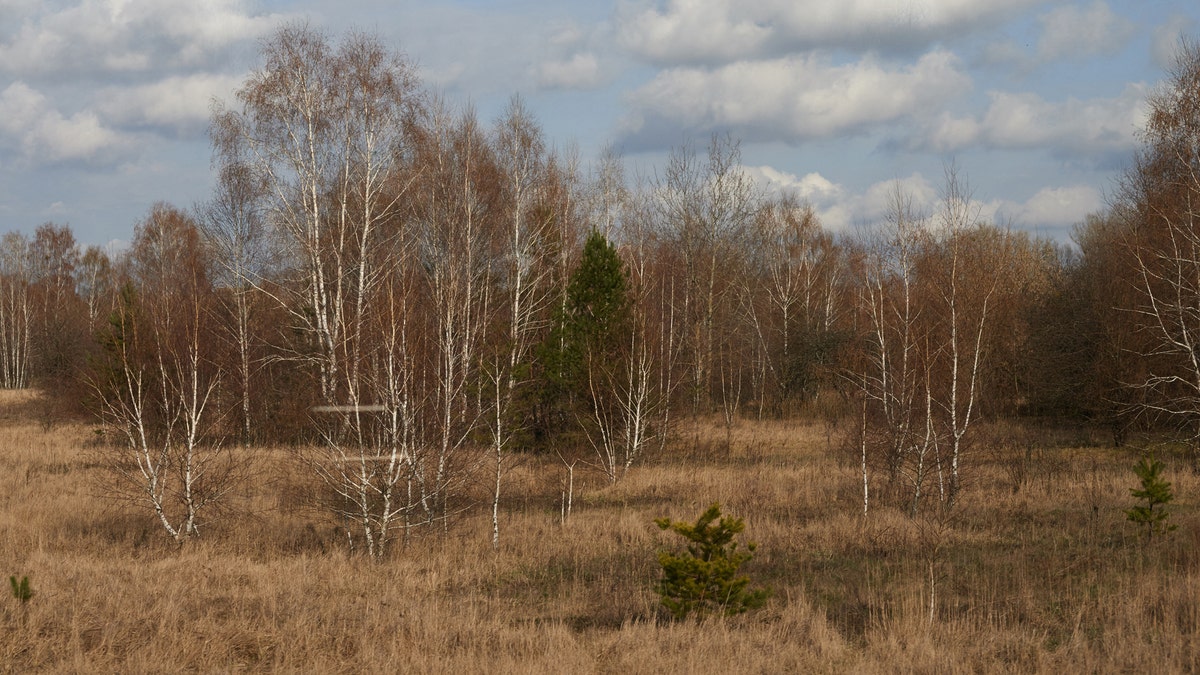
[0,389,1197,673]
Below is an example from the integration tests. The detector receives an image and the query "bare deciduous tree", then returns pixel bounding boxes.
[216,24,425,556]
[199,157,269,446]
[484,96,561,547]
[1121,38,1200,455]
[0,233,32,389]
[930,168,1005,504]
[657,134,757,416]
[92,205,236,543]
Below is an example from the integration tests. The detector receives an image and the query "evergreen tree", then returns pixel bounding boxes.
[1126,455,1177,539]
[537,231,631,446]
[554,230,630,381]
[655,503,770,619]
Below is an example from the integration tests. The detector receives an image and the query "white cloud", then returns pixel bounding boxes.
[387,5,587,98]
[1009,185,1103,227]
[616,0,770,65]
[96,73,243,135]
[750,166,1101,232]
[1152,15,1197,69]
[921,85,1148,159]
[0,81,125,163]
[810,174,939,232]
[1037,1,1133,62]
[538,53,604,90]
[0,0,287,77]
[104,238,130,256]
[534,19,618,91]
[615,0,1049,65]
[621,50,971,147]
[745,165,843,203]
[748,168,938,232]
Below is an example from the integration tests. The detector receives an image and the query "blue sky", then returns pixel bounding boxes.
[0,0,1197,247]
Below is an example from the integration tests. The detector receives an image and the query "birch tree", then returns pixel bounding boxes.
[748,195,842,412]
[199,157,269,446]
[485,96,556,547]
[215,24,425,556]
[77,245,115,333]
[412,100,494,532]
[30,223,82,383]
[929,170,1005,504]
[1121,37,1200,451]
[850,185,931,513]
[851,174,1007,514]
[92,204,235,542]
[657,135,757,415]
[0,233,32,389]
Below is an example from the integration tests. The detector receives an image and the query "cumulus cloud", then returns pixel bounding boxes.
[1036,1,1133,62]
[0,0,287,77]
[921,84,1148,160]
[1152,15,1197,69]
[621,50,971,148]
[744,165,843,203]
[748,167,938,232]
[750,165,1101,232]
[615,0,1048,65]
[977,2,1132,73]
[538,53,604,90]
[1008,185,1104,227]
[96,73,243,136]
[532,19,617,91]
[0,81,126,164]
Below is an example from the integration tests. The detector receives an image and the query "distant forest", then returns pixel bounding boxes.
[4,25,1200,553]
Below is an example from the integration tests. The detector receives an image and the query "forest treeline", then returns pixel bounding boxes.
[5,26,1200,552]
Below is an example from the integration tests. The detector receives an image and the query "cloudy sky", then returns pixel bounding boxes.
[1,0,1197,246]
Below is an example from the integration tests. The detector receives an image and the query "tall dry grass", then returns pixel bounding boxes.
[0,389,1196,672]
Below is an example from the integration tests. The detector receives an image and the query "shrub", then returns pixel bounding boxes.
[654,502,769,619]
[1126,455,1177,539]
[9,575,32,603]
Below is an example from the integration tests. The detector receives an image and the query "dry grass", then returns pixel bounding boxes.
[0,390,1197,672]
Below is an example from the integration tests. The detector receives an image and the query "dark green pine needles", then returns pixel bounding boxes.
[655,502,769,619]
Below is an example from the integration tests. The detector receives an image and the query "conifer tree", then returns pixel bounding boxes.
[539,231,631,447]
[1126,455,1177,539]
[548,230,630,387]
[655,503,769,619]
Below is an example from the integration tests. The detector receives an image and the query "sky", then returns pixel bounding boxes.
[0,0,1197,248]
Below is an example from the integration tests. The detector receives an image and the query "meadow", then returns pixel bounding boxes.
[0,389,1196,673]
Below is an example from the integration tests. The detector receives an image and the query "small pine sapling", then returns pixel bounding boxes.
[655,502,770,619]
[9,575,32,603]
[1126,455,1177,539]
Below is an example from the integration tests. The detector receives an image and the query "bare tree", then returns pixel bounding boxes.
[1120,37,1200,454]
[588,144,628,241]
[77,245,115,333]
[485,96,557,548]
[850,173,1007,515]
[91,205,235,542]
[930,168,1005,504]
[747,195,842,413]
[657,134,757,415]
[30,223,82,383]
[215,24,425,556]
[0,233,32,389]
[198,156,269,446]
[849,185,931,513]
[614,184,670,479]
[412,100,494,533]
